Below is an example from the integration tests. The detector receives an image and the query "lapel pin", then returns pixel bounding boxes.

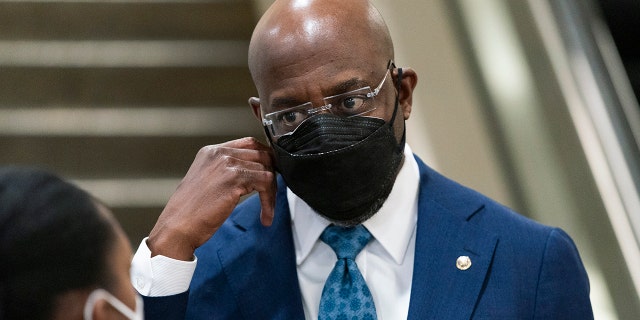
[456,255,472,271]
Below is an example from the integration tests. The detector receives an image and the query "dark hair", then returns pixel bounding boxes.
[0,167,116,320]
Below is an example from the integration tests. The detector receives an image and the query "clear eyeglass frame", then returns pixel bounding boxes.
[262,66,392,137]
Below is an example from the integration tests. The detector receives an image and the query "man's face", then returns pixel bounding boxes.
[250,45,407,226]
[249,26,403,144]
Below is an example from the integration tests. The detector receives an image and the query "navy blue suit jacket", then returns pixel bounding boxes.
[143,156,593,319]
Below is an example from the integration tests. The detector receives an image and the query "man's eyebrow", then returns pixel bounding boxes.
[270,97,302,109]
[269,77,369,109]
[331,78,368,94]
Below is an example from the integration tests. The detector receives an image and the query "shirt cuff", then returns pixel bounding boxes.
[131,237,197,297]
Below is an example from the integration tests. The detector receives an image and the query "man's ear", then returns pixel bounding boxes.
[396,68,418,120]
[249,97,262,121]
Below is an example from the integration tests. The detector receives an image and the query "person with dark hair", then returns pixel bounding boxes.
[0,167,142,320]
[131,0,593,319]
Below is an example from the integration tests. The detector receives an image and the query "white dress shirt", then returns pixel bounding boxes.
[131,145,420,320]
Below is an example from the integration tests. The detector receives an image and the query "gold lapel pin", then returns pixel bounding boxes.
[456,255,472,271]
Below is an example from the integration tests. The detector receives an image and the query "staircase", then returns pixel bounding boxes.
[0,0,263,244]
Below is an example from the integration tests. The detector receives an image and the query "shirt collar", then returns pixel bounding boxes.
[290,144,420,265]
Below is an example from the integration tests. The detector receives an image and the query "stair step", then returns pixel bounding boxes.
[0,106,262,136]
[111,206,164,244]
[0,66,256,106]
[0,40,248,67]
[0,135,265,178]
[0,1,255,40]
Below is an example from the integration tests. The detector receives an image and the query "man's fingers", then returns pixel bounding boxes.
[225,166,276,227]
[223,138,277,227]
[220,137,272,153]
[259,196,275,226]
[211,146,274,171]
[258,176,277,226]
[233,165,277,227]
[223,155,272,173]
[148,137,278,259]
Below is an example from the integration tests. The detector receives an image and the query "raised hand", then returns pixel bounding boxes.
[147,137,276,261]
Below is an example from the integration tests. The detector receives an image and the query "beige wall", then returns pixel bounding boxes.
[370,0,514,207]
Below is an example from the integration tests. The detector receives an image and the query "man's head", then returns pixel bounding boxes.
[248,0,418,225]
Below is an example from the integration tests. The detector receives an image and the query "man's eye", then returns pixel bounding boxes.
[339,96,366,111]
[279,111,304,126]
[283,112,297,123]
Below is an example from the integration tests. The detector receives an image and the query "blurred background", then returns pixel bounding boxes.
[0,0,638,318]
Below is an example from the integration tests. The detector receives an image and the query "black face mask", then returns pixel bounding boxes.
[268,68,406,226]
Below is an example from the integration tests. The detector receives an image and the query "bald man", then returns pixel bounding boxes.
[131,0,593,319]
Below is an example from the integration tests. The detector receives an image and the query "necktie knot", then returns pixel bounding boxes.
[320,225,372,260]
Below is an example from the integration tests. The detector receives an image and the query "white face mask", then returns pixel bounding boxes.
[83,288,144,320]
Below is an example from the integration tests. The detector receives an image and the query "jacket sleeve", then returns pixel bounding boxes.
[534,228,593,319]
[142,291,189,320]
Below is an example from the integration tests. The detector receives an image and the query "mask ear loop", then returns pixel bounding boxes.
[388,65,407,153]
[388,66,403,126]
[83,288,141,320]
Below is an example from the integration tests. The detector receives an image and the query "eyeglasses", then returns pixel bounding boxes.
[262,63,393,137]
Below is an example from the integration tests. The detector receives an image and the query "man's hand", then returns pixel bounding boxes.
[147,137,276,261]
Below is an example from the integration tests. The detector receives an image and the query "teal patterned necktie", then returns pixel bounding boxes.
[318,225,377,320]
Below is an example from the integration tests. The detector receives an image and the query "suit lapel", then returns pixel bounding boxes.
[408,158,498,319]
[216,178,305,319]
